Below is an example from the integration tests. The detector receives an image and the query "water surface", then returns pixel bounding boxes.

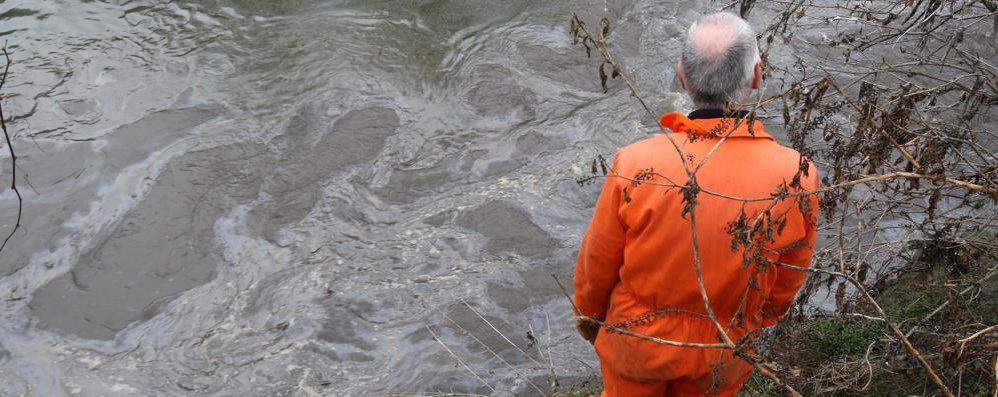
[0,1,796,395]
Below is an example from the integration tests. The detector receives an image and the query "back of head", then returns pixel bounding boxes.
[679,12,760,109]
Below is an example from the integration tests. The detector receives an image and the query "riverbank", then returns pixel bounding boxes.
[742,233,996,396]
[555,233,997,397]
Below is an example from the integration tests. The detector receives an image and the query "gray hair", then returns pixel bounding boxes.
[679,12,760,109]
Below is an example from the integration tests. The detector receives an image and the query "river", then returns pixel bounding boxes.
[2,1,815,396]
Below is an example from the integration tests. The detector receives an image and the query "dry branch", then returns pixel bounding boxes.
[570,14,657,120]
[0,45,21,253]
[424,324,499,395]
[441,313,549,397]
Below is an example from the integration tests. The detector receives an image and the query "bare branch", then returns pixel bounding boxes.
[571,14,657,120]
[424,324,499,395]
[0,45,22,253]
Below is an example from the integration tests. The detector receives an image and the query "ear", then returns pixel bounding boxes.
[677,62,687,91]
[751,61,762,89]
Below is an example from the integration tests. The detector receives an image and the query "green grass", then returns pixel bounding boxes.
[874,272,948,321]
[804,317,884,357]
[738,372,781,397]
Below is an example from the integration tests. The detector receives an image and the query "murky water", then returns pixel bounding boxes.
[0,1,810,396]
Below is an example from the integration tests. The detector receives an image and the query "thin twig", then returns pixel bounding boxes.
[595,316,729,349]
[424,324,498,395]
[459,299,545,368]
[993,355,997,397]
[860,341,876,391]
[550,274,727,349]
[0,45,22,253]
[571,14,657,120]
[847,313,886,322]
[386,392,489,397]
[551,274,582,317]
[544,312,557,389]
[442,313,548,397]
[600,170,997,204]
[958,324,997,344]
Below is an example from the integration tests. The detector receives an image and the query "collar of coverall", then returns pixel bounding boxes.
[658,109,774,141]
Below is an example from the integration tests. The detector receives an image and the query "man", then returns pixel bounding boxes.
[573,12,819,397]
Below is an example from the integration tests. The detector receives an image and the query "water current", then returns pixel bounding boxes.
[0,1,821,395]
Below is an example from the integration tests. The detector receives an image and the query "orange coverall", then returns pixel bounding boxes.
[574,111,819,396]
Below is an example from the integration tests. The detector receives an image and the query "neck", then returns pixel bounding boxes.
[687,108,751,119]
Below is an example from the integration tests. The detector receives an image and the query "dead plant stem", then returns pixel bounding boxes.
[424,324,498,395]
[0,45,22,253]
[442,313,548,397]
[571,13,657,120]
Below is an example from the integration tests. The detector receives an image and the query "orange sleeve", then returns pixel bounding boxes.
[762,162,820,326]
[573,154,626,321]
